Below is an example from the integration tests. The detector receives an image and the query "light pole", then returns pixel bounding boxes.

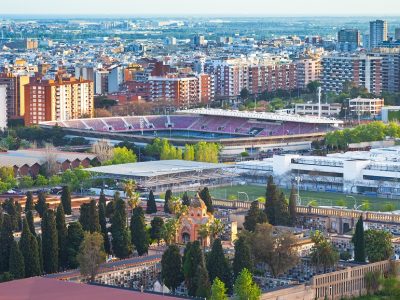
[346,195,357,210]
[295,176,302,206]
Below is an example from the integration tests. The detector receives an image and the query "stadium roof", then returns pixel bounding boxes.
[87,160,231,178]
[178,108,344,125]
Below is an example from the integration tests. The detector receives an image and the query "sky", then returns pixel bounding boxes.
[3,0,400,16]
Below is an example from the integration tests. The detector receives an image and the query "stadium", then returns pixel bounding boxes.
[40,108,343,154]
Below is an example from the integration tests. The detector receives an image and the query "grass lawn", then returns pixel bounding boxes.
[182,184,400,212]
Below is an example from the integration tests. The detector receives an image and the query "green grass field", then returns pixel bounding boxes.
[190,184,400,212]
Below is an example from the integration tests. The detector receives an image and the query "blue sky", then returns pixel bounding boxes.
[3,0,400,16]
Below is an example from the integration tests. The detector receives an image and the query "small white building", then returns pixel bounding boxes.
[349,97,384,117]
[381,106,400,123]
[0,85,7,130]
[295,102,341,116]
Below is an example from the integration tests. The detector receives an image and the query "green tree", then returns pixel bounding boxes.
[104,147,137,165]
[161,244,184,292]
[25,191,34,212]
[288,185,297,226]
[183,241,203,296]
[79,200,100,233]
[19,218,40,277]
[150,217,164,245]
[8,240,25,279]
[0,214,14,273]
[19,176,34,189]
[310,231,339,272]
[352,216,366,263]
[183,144,195,161]
[365,229,393,263]
[61,186,72,215]
[233,268,261,300]
[35,174,48,186]
[199,187,214,213]
[41,209,59,274]
[182,192,190,206]
[243,201,268,232]
[77,232,106,282]
[207,239,232,291]
[195,262,211,299]
[66,222,84,269]
[56,205,68,270]
[211,277,228,300]
[2,198,18,231]
[98,202,111,254]
[264,176,289,226]
[164,189,172,213]
[26,210,36,236]
[130,207,149,256]
[111,199,132,259]
[233,235,253,278]
[161,218,178,245]
[98,191,107,208]
[37,235,43,274]
[146,190,157,214]
[35,192,48,218]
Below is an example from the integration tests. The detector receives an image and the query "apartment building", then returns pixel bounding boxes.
[322,53,382,95]
[95,69,109,95]
[0,85,7,130]
[337,29,361,52]
[370,48,400,93]
[0,73,30,119]
[370,20,388,49]
[349,97,384,117]
[296,58,322,90]
[24,77,94,125]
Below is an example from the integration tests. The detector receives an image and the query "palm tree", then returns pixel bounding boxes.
[168,197,188,218]
[210,219,224,243]
[161,218,179,245]
[197,224,210,248]
[123,180,141,210]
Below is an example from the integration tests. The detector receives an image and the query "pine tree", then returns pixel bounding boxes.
[8,240,25,279]
[233,236,253,278]
[20,218,40,277]
[37,235,43,274]
[352,216,366,263]
[41,209,59,274]
[195,262,211,298]
[61,186,72,215]
[161,244,184,292]
[150,217,164,245]
[98,202,110,254]
[0,214,14,273]
[25,191,34,212]
[288,185,297,226]
[164,189,172,213]
[146,190,157,214]
[210,277,228,300]
[207,239,232,291]
[111,199,131,259]
[56,205,68,270]
[199,187,214,213]
[26,210,36,236]
[35,192,48,218]
[182,192,190,206]
[183,241,203,296]
[130,207,149,256]
[243,201,268,232]
[66,222,84,269]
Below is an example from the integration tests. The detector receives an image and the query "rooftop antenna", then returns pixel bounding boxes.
[318,86,322,118]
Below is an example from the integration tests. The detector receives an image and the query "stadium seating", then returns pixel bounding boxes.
[103,118,127,131]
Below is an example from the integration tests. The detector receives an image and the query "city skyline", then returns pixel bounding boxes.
[3,0,400,16]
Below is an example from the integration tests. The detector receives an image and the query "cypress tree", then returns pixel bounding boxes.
[146,190,158,214]
[195,261,211,298]
[352,216,366,263]
[3,198,18,231]
[79,200,100,233]
[275,191,289,226]
[150,217,164,245]
[199,187,214,213]
[207,239,232,291]
[26,210,36,236]
[130,207,149,256]
[20,218,41,277]
[25,191,34,212]
[61,186,72,215]
[288,185,297,226]
[35,192,48,218]
[233,236,253,278]
[265,176,278,225]
[8,240,25,279]
[0,214,14,273]
[111,199,131,259]
[37,235,44,274]
[66,222,84,269]
[161,244,184,292]
[41,210,58,274]
[243,201,268,232]
[182,192,190,207]
[183,241,203,296]
[98,202,111,254]
[15,201,23,231]
[56,205,68,270]
[99,191,107,208]
[164,189,172,213]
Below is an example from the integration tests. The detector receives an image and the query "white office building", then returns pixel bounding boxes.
[0,85,7,130]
